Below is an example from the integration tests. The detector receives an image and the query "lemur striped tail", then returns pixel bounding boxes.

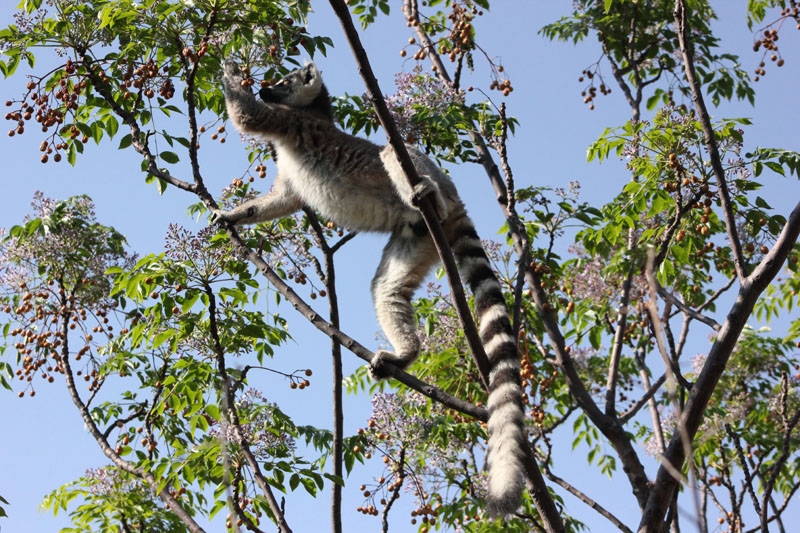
[449,216,526,517]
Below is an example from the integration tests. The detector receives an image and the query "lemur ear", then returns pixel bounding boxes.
[301,63,318,85]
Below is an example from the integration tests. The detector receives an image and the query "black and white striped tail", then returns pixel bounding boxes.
[450,217,526,517]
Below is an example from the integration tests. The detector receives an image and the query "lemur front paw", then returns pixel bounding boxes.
[413,176,449,221]
[222,61,254,98]
[223,60,244,85]
[210,209,230,225]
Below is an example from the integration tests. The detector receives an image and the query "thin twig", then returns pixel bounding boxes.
[656,283,720,331]
[619,372,667,424]
[724,424,762,519]
[80,55,196,194]
[760,372,800,530]
[494,103,530,341]
[606,261,636,417]
[205,282,293,533]
[543,467,634,533]
[305,213,345,533]
[380,448,406,533]
[674,0,747,280]
[55,285,206,533]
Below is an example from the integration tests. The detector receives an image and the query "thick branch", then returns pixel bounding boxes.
[406,0,651,512]
[327,0,492,390]
[638,7,800,518]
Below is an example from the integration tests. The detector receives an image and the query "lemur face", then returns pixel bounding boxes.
[258,63,332,121]
[258,63,321,108]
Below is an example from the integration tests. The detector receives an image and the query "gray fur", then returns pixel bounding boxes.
[215,61,526,517]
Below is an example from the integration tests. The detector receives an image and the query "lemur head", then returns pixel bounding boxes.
[259,63,333,121]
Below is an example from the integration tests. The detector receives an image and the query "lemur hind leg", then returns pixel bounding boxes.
[369,228,439,379]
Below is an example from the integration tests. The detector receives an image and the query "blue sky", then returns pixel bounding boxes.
[1,2,799,532]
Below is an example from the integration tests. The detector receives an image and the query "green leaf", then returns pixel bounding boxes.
[671,241,689,264]
[105,115,120,138]
[90,121,104,144]
[754,196,772,209]
[648,189,673,217]
[764,161,786,176]
[301,476,318,496]
[205,404,221,421]
[63,142,76,166]
[159,151,180,164]
[153,329,175,348]
[589,326,602,350]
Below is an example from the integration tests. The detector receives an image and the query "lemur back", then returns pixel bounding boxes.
[215,61,526,517]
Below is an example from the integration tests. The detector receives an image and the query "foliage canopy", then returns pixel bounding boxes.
[2,1,800,532]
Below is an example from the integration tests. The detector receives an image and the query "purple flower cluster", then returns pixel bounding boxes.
[163,223,235,282]
[84,466,142,497]
[385,65,464,143]
[208,388,296,459]
[365,391,482,508]
[567,243,647,309]
[1,192,133,303]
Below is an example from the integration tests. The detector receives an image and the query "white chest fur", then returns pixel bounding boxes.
[275,144,418,233]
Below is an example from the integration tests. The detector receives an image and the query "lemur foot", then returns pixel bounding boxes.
[412,175,448,221]
[369,349,415,380]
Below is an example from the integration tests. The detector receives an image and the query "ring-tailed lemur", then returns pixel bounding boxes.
[213,61,526,517]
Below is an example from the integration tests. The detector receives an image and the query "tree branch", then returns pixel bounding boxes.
[182,7,218,192]
[619,372,667,424]
[543,466,634,533]
[405,0,652,513]
[305,213,345,533]
[327,3,568,529]
[725,424,762,519]
[605,262,636,416]
[657,283,720,331]
[674,0,747,281]
[327,0,492,390]
[221,225,488,421]
[760,372,800,531]
[56,286,206,533]
[638,6,800,529]
[80,55,196,194]
[205,282,293,533]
